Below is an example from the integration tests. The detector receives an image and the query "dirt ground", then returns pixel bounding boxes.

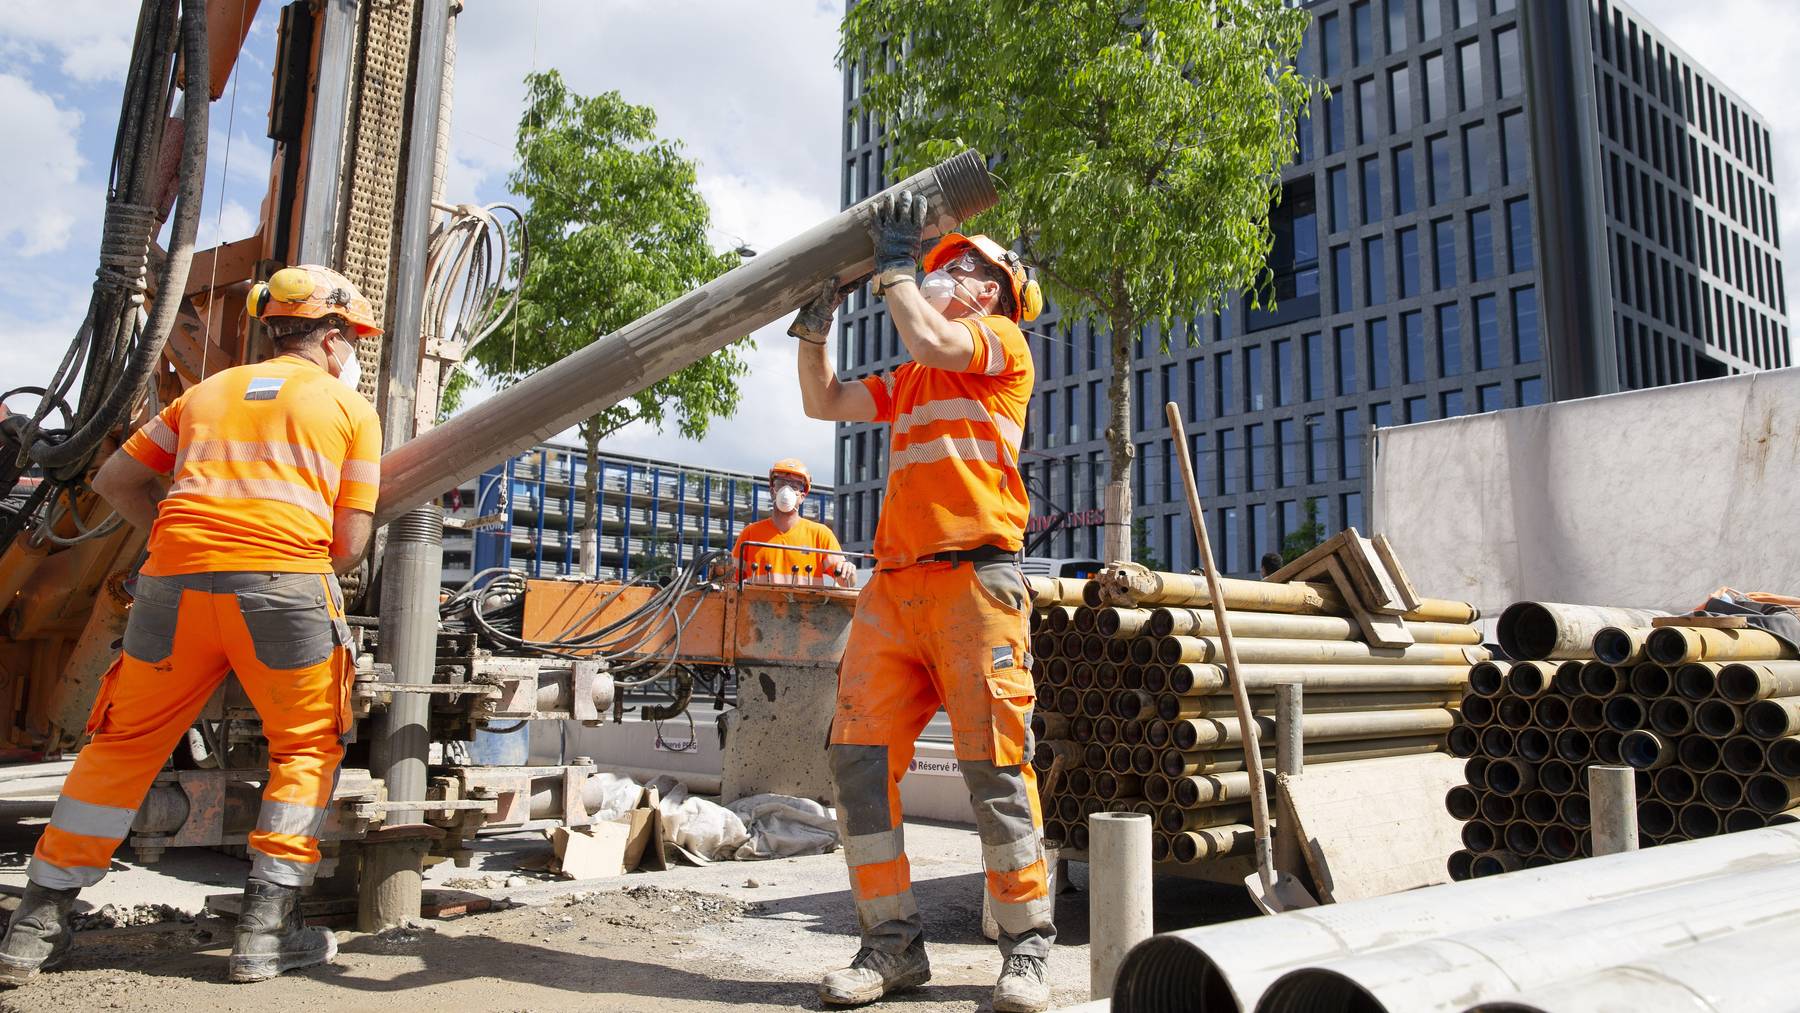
[0,819,1253,1013]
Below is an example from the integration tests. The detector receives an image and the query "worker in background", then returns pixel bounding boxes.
[0,267,382,987]
[730,458,854,585]
[1261,551,1284,578]
[791,191,1053,1013]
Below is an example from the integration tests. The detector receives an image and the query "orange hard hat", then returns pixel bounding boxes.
[247,264,383,336]
[769,458,811,492]
[922,233,1043,323]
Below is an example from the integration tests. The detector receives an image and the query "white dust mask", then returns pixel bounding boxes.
[773,486,801,513]
[919,270,982,315]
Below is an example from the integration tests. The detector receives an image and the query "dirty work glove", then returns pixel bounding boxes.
[788,273,870,344]
[867,190,928,296]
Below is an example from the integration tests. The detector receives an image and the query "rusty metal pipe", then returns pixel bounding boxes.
[1603,695,1649,733]
[1593,729,1625,765]
[1095,718,1121,746]
[1447,849,1476,881]
[1679,735,1722,773]
[1747,774,1800,815]
[1538,758,1578,795]
[1168,708,1454,750]
[1155,635,1481,667]
[1517,728,1552,764]
[1700,770,1746,809]
[1622,729,1676,770]
[1726,808,1768,833]
[1161,663,1470,695]
[1468,661,1508,698]
[1648,625,1798,666]
[1533,695,1571,730]
[1521,789,1559,824]
[1073,607,1100,634]
[1169,824,1256,863]
[1504,820,1542,856]
[1553,661,1587,696]
[1446,785,1481,820]
[1065,768,1094,797]
[1471,851,1523,877]
[1448,725,1480,758]
[1155,689,1459,722]
[1696,699,1747,737]
[1479,792,1517,824]
[1567,695,1605,732]
[1147,606,1479,645]
[1033,714,1072,741]
[1461,819,1498,852]
[1717,662,1800,704]
[1096,607,1151,639]
[1635,798,1676,837]
[1654,767,1697,805]
[1144,773,1175,805]
[1554,728,1592,763]
[1678,802,1722,839]
[1497,695,1535,729]
[1540,823,1580,860]
[1626,662,1672,698]
[1156,803,1254,835]
[1746,696,1800,740]
[1768,736,1800,777]
[1156,735,1444,777]
[1480,726,1517,759]
[1505,661,1557,698]
[1495,602,1667,661]
[1486,758,1538,797]
[1027,576,1089,607]
[1579,662,1623,697]
[1593,625,1653,666]
[1648,698,1695,736]
[1561,793,1591,828]
[1722,736,1768,776]
[1461,693,1497,726]
[1675,662,1722,701]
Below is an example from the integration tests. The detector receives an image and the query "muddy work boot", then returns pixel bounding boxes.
[993,953,1051,1013]
[227,878,337,983]
[818,940,931,1006]
[0,882,79,986]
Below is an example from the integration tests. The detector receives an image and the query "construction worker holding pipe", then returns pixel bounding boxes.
[0,266,381,986]
[792,191,1053,1012]
[730,458,855,585]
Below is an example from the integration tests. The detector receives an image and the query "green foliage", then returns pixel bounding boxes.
[1280,497,1325,563]
[1130,516,1164,573]
[446,70,749,446]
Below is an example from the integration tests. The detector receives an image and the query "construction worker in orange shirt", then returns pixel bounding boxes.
[0,266,383,987]
[730,458,855,585]
[791,192,1053,1012]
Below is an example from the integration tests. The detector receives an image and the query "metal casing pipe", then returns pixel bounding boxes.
[1636,798,1675,837]
[1648,624,1799,666]
[1602,695,1648,733]
[1747,774,1800,815]
[1116,570,1475,622]
[1553,729,1591,763]
[1147,607,1480,645]
[1447,849,1475,881]
[1495,602,1667,661]
[1155,635,1481,667]
[1696,699,1747,737]
[1468,661,1507,698]
[1537,758,1578,796]
[1718,661,1800,704]
[1479,726,1516,759]
[375,150,997,522]
[1592,625,1652,666]
[1503,661,1556,698]
[1461,693,1496,726]
[1445,784,1481,820]
[1157,803,1254,835]
[1700,771,1746,809]
[1768,736,1800,777]
[1162,663,1470,695]
[1515,728,1552,764]
[1552,661,1586,697]
[1559,793,1591,829]
[1170,824,1256,863]
[1520,789,1558,824]
[1447,725,1480,758]
[1675,662,1722,700]
[1486,758,1537,798]
[1677,802,1721,839]
[1578,662,1623,697]
[1746,696,1800,740]
[1654,767,1698,806]
[1461,819,1498,852]
[1678,735,1722,772]
[1470,851,1523,877]
[1496,695,1534,729]
[1167,708,1455,750]
[1647,697,1695,736]
[1156,735,1444,777]
[1722,736,1768,776]
[1479,793,1516,825]
[1531,695,1570,730]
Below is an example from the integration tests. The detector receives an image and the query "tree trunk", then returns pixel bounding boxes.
[1103,311,1136,564]
[581,418,601,577]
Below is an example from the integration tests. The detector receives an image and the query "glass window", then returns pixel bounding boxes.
[1440,389,1465,418]
[1309,419,1330,482]
[1276,418,1298,486]
[1397,227,1420,298]
[1352,1,1373,65]
[1507,196,1533,272]
[1274,338,1295,406]
[1513,286,1541,363]
[1463,122,1490,194]
[1333,245,1353,313]
[1433,217,1457,289]
[1501,110,1528,185]
[1328,166,1349,232]
[1423,53,1446,122]
[1458,39,1483,111]
[1326,88,1345,153]
[1470,208,1494,281]
[1281,499,1300,540]
[1357,78,1379,145]
[1389,64,1412,133]
[1420,0,1442,39]
[1216,350,1235,417]
[1438,303,1462,375]
[1429,134,1453,204]
[1246,345,1265,412]
[1387,0,1408,50]
[1360,156,1381,223]
[1494,0,1515,10]
[1497,28,1521,97]
[1091,379,1106,436]
[1368,318,1392,387]
[1045,388,1061,448]
[1478,382,1503,412]
[1296,105,1314,164]
[1474,293,1499,369]
[1305,331,1327,400]
[1402,310,1426,382]
[1517,375,1544,405]
[1219,428,1242,493]
[1364,235,1387,306]
[1394,145,1417,215]
[1339,406,1364,479]
[1065,385,1079,443]
[1336,325,1358,395]
[1184,361,1204,422]
[1320,13,1341,76]
[1404,395,1430,423]
[1372,401,1394,429]
[1454,0,1477,29]
[1132,370,1146,432]
[1221,506,1242,575]
[1343,491,1365,533]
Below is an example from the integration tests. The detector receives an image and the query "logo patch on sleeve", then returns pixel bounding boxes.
[992,645,1015,670]
[244,377,286,401]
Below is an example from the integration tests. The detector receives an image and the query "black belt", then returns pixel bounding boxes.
[914,545,1019,566]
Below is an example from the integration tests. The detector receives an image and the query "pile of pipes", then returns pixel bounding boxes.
[1025,567,1483,867]
[1446,600,1800,878]
[1106,824,1800,1012]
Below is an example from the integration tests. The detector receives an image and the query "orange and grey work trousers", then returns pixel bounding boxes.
[30,572,353,891]
[828,559,1054,959]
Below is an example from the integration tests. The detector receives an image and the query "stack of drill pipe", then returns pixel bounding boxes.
[1444,607,1800,881]
[1025,572,1481,868]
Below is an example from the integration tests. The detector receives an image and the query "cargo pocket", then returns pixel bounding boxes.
[122,574,182,663]
[972,561,1028,613]
[236,575,336,671]
[987,666,1037,768]
[85,656,126,735]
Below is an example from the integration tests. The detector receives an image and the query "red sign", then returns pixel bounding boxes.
[1026,507,1107,533]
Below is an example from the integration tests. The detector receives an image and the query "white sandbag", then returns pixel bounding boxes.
[728,793,841,860]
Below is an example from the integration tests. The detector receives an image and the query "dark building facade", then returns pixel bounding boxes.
[834,0,1788,575]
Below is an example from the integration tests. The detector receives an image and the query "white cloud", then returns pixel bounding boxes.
[193,198,258,253]
[0,4,135,82]
[0,72,86,255]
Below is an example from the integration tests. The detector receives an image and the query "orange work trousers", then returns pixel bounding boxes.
[828,558,1055,959]
[30,571,353,891]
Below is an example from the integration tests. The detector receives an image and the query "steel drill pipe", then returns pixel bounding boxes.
[1447,849,1476,881]
[1044,605,1080,634]
[1716,661,1800,704]
[1593,730,1625,765]
[1144,719,1172,749]
[1155,635,1482,667]
[1772,807,1800,825]
[1504,661,1558,698]
[1095,720,1123,747]
[1468,661,1508,698]
[1106,743,1132,771]
[1447,725,1480,758]
[1647,697,1695,736]
[1726,809,1768,833]
[1636,798,1676,837]
[1747,774,1800,815]
[1699,770,1746,809]
[1140,665,1168,693]
[380,152,995,519]
[1071,662,1098,689]
[1104,639,1131,667]
[1653,767,1698,805]
[1461,819,1499,852]
[1569,696,1606,731]
[1156,689,1460,723]
[1169,825,1256,863]
[1081,744,1108,771]
[1065,768,1094,797]
[1027,576,1089,608]
[1632,664,1675,700]
[1131,745,1158,776]
[1561,793,1592,829]
[1097,771,1144,800]
[1675,662,1722,701]
[1496,602,1668,661]
[1722,736,1768,776]
[1540,823,1580,860]
[1161,663,1470,695]
[1538,758,1578,796]
[1496,695,1535,729]
[1034,739,1081,772]
[1070,716,1095,744]
[1146,607,1481,645]
[1624,729,1679,770]
[1516,728,1553,764]
[1055,688,1081,720]
[1480,726,1517,759]
[1126,638,1156,666]
[1677,802,1723,839]
[1579,662,1623,698]
[1082,635,1108,664]
[1553,661,1587,697]
[1109,690,1153,721]
[1122,720,1146,746]
[1521,789,1560,824]
[1096,606,1151,639]
[1592,625,1653,666]
[1460,693,1497,726]
[1032,713,1072,741]
[1479,792,1518,824]
[1678,735,1722,773]
[1168,708,1455,750]
[1446,784,1481,820]
[1156,735,1445,777]
[1155,802,1255,835]
[1648,624,1798,666]
[1504,820,1543,856]
[1486,758,1539,798]
[1532,695,1571,730]
[1768,737,1800,778]
[1464,757,1492,790]
[1746,696,1800,740]
[1603,695,1649,733]
[1143,773,1175,805]
[1112,567,1478,622]
[1695,699,1747,737]
[1554,729,1592,763]
[1096,662,1124,692]
[1471,851,1525,877]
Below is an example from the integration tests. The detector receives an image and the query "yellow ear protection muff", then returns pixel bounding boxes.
[1020,270,1044,323]
[247,282,272,320]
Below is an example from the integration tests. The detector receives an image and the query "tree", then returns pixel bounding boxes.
[449,70,749,575]
[1129,517,1164,573]
[841,1,1315,562]
[1280,496,1325,563]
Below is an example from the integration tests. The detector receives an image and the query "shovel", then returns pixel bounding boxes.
[1164,402,1318,915]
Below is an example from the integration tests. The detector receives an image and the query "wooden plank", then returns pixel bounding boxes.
[1317,556,1414,648]
[1343,533,1406,615]
[1277,753,1464,903]
[1373,533,1424,612]
[1651,615,1750,629]
[1264,530,1352,585]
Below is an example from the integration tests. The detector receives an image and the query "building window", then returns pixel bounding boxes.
[1404,395,1430,423]
[1276,418,1297,487]
[1360,156,1382,223]
[1342,491,1365,533]
[1513,285,1541,363]
[1274,338,1295,406]
[1420,0,1442,39]
[1441,389,1465,418]
[1501,110,1528,185]
[1454,0,1478,29]
[1246,345,1266,412]
[1328,166,1349,232]
[1309,417,1330,482]
[1477,382,1503,412]
[1219,428,1242,493]
[1389,64,1413,133]
[1497,27,1521,97]
[1221,506,1243,575]
[1474,293,1499,369]
[1403,310,1426,383]
[1357,77,1379,145]
[1470,208,1495,281]
[1368,318,1392,387]
[1458,38,1483,111]
[1336,325,1358,395]
[1326,88,1345,153]
[1044,390,1060,449]
[1394,145,1417,215]
[1433,217,1457,290]
[1364,235,1387,305]
[1398,227,1421,298]
[1333,245,1353,313]
[1255,177,1320,329]
[1247,424,1269,491]
[1372,401,1394,429]
[1339,406,1363,479]
[1216,350,1235,418]
[1352,1,1373,65]
[1320,13,1341,77]
[1423,52,1446,122]
[1305,331,1327,400]
[1506,196,1534,272]
[1438,303,1462,375]
[1463,122,1490,195]
[1517,375,1544,405]
[1183,362,1204,422]
[1429,134,1453,204]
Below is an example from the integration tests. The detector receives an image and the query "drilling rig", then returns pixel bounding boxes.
[0,0,994,928]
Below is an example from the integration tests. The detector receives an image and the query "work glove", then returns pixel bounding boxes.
[867,190,928,295]
[787,273,870,344]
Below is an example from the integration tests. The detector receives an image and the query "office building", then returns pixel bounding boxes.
[833,0,1787,574]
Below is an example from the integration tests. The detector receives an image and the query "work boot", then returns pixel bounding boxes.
[818,940,931,1006]
[992,953,1051,1013]
[0,882,79,986]
[227,878,336,983]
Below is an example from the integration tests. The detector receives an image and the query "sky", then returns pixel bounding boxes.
[0,0,1795,487]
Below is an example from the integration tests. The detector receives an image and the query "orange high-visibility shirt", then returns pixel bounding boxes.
[859,313,1033,569]
[733,517,843,581]
[120,356,382,576]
